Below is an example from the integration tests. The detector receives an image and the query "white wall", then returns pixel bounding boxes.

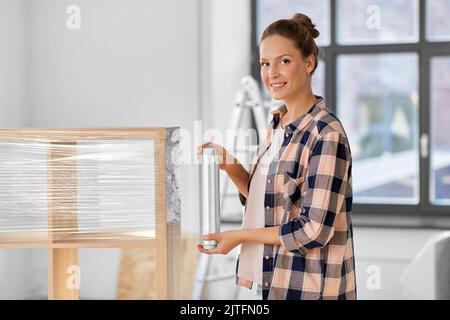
[0,249,33,299]
[0,0,33,300]
[29,0,199,128]
[203,0,251,131]
[0,0,29,126]
[353,227,444,299]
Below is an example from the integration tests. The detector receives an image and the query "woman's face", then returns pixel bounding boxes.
[259,35,314,101]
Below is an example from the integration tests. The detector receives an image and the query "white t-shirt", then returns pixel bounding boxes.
[237,126,284,286]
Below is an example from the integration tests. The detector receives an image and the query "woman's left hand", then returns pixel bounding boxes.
[197,230,243,255]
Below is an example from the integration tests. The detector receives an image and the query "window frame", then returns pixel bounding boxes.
[251,0,450,220]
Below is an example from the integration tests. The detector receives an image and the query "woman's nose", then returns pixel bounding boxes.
[268,66,279,78]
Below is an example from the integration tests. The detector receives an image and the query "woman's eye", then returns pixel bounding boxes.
[260,62,269,67]
[281,59,290,64]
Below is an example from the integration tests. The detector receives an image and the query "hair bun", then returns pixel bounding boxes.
[292,13,320,39]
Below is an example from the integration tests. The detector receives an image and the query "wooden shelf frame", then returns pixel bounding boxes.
[0,128,180,300]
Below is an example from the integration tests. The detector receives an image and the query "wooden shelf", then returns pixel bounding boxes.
[0,128,171,142]
[0,230,155,248]
[0,127,180,299]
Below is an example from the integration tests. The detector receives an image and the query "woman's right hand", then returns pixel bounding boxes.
[196,142,237,171]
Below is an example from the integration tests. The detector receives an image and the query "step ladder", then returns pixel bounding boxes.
[192,76,269,300]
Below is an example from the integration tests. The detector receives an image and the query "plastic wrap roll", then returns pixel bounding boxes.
[200,148,221,249]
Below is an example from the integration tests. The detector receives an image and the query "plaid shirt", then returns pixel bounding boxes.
[236,96,357,300]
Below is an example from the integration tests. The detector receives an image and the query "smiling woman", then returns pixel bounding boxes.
[197,13,356,300]
[259,14,320,126]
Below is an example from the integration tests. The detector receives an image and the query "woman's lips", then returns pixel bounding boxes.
[270,82,287,89]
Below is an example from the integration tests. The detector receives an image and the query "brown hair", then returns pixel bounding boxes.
[261,13,320,74]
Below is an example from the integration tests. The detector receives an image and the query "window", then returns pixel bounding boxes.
[256,0,330,46]
[431,57,450,205]
[338,53,419,204]
[337,0,419,45]
[253,0,450,218]
[426,0,450,42]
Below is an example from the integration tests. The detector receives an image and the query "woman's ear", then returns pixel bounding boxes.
[305,54,315,74]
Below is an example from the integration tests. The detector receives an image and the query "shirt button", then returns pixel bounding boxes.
[265,256,270,260]
[264,282,269,287]
[267,179,271,184]
[265,206,270,210]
